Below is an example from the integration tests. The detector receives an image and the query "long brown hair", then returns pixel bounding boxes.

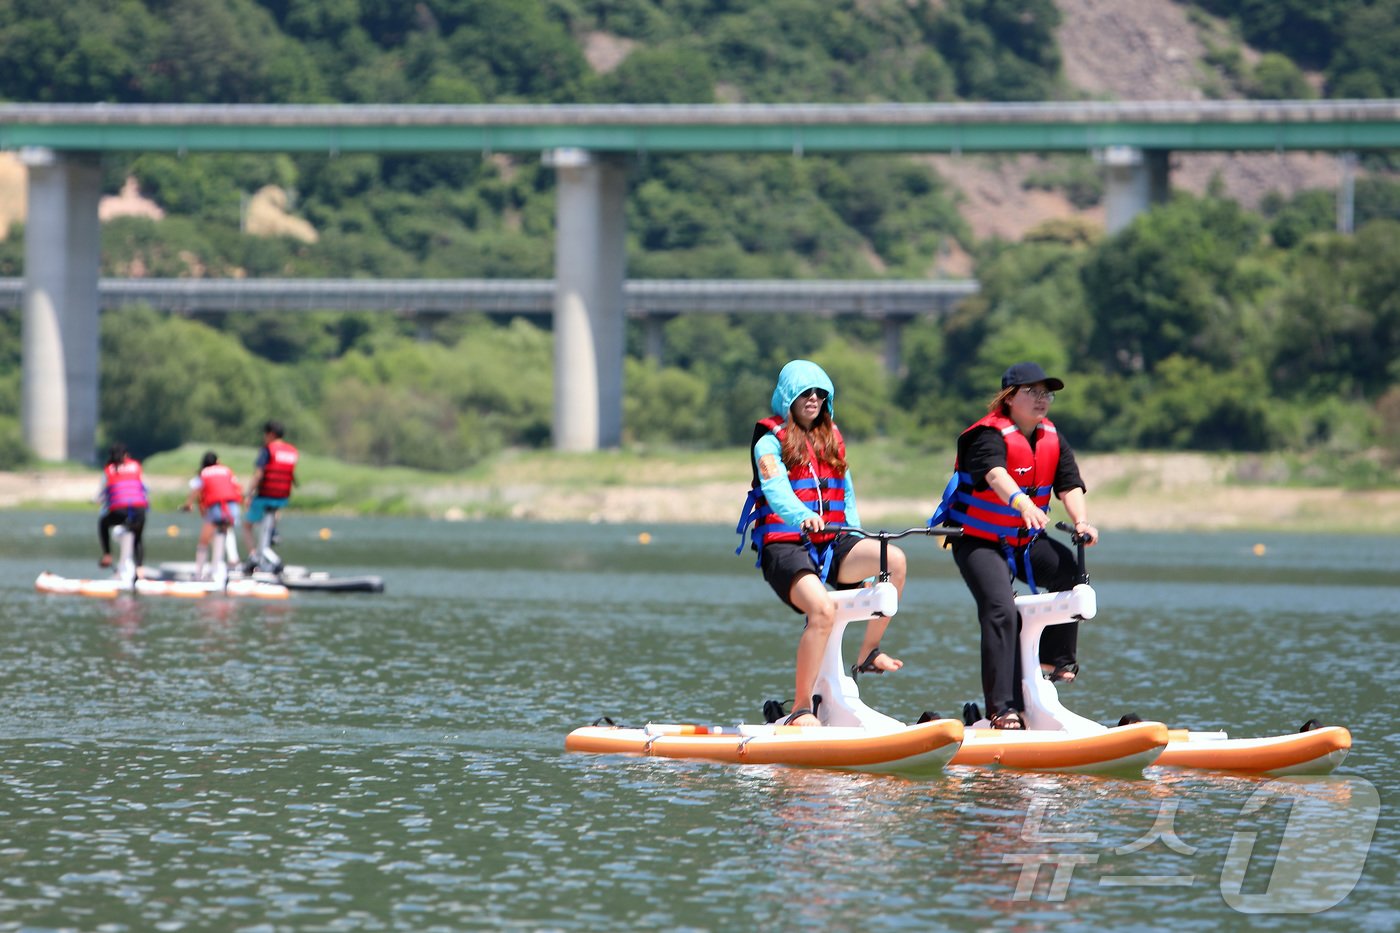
[988,385,1018,415]
[782,407,847,475]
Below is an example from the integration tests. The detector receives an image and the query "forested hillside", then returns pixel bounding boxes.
[0,0,1397,483]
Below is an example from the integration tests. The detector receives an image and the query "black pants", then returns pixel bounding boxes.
[99,507,146,567]
[951,534,1079,718]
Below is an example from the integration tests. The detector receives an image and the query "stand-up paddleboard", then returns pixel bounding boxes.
[566,717,964,776]
[1154,726,1351,776]
[946,523,1350,776]
[567,528,965,777]
[35,571,129,599]
[152,562,384,594]
[36,570,289,600]
[951,721,1170,774]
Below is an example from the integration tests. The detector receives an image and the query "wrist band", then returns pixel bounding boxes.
[1008,492,1027,509]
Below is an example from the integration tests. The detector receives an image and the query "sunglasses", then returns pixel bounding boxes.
[798,387,829,401]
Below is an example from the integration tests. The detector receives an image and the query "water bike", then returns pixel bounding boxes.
[566,527,966,777]
[36,521,289,600]
[948,523,1350,776]
[150,509,385,594]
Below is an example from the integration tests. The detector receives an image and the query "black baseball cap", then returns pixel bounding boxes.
[1001,362,1065,391]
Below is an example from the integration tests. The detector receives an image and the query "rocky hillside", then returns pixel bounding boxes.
[939,0,1348,246]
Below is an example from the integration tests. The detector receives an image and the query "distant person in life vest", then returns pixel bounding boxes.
[735,359,908,728]
[97,442,149,571]
[934,362,1099,731]
[242,420,299,558]
[180,450,243,582]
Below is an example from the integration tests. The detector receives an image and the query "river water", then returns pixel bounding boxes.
[0,511,1395,931]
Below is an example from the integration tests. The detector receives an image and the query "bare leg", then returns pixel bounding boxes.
[195,522,216,580]
[833,539,907,673]
[787,574,837,727]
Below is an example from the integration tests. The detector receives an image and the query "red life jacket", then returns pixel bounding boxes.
[199,464,241,511]
[103,458,148,509]
[739,415,849,549]
[257,439,298,498]
[946,413,1060,546]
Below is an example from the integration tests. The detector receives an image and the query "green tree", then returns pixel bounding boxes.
[1263,189,1334,248]
[1247,52,1314,99]
[623,359,720,445]
[99,307,312,459]
[1192,0,1347,70]
[1127,355,1276,451]
[1327,1,1400,96]
[0,0,160,102]
[143,0,323,102]
[590,44,716,103]
[1270,222,1400,399]
[1081,195,1264,375]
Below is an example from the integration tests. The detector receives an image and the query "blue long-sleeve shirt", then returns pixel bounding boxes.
[752,431,861,532]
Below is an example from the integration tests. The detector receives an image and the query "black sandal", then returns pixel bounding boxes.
[989,710,1026,731]
[851,647,887,679]
[782,693,823,726]
[1045,662,1080,684]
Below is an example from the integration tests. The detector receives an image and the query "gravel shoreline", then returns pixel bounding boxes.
[6,453,1398,534]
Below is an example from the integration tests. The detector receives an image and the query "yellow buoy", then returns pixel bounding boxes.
[167,525,181,537]
[319,528,332,540]
[1252,543,1266,557]
[42,523,56,537]
[638,532,652,545]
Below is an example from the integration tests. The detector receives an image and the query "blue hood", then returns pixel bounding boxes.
[771,359,835,420]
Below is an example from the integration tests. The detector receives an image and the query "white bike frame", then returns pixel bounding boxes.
[975,522,1106,735]
[111,524,137,589]
[801,527,957,730]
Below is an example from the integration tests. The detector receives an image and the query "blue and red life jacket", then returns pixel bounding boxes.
[735,416,848,575]
[940,412,1059,548]
[103,458,148,510]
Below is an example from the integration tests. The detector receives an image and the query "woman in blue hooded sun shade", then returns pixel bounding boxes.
[736,359,907,728]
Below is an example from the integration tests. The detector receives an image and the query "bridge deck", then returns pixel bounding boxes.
[0,278,978,316]
[3,101,1397,154]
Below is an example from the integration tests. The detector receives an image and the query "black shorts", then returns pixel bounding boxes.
[760,535,865,614]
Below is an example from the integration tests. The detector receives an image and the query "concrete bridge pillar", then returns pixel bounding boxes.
[643,313,674,364]
[20,149,102,464]
[882,316,908,378]
[1096,146,1170,234]
[546,149,627,451]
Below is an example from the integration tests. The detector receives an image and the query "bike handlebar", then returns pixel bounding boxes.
[1054,520,1089,545]
[1054,521,1091,585]
[835,525,963,541]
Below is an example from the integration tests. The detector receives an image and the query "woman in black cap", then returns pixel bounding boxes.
[935,362,1099,730]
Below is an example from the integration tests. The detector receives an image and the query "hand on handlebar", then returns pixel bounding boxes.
[799,515,826,535]
[1015,499,1050,531]
[1055,520,1098,545]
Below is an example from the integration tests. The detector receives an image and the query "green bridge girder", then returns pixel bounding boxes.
[1,101,1398,155]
